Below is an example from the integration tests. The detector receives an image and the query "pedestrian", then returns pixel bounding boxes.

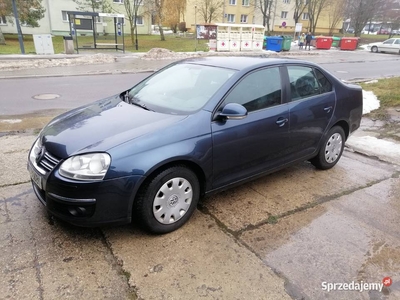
[305,32,312,50]
[299,33,305,50]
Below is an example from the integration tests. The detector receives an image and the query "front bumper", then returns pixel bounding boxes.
[28,161,144,227]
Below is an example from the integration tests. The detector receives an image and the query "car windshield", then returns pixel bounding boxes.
[127,63,236,114]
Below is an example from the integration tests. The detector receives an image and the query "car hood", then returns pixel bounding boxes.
[41,95,187,158]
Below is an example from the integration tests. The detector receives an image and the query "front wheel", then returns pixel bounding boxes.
[371,46,378,53]
[134,166,200,234]
[311,126,345,170]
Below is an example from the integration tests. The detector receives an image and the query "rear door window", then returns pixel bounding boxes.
[288,66,320,101]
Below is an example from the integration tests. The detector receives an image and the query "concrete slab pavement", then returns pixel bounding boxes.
[1,130,400,299]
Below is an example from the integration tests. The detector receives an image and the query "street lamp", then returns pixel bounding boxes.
[195,5,197,51]
[12,0,25,54]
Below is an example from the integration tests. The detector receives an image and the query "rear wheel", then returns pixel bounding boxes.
[134,166,200,234]
[311,126,345,170]
[371,46,378,53]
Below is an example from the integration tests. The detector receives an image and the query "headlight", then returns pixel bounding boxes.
[29,138,46,173]
[59,153,111,181]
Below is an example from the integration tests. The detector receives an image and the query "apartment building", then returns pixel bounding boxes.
[185,0,341,34]
[185,0,257,32]
[0,0,341,37]
[272,0,342,34]
[0,0,151,36]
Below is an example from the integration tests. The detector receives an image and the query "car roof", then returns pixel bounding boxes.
[179,56,315,71]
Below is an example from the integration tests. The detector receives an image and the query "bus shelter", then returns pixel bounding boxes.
[66,11,125,53]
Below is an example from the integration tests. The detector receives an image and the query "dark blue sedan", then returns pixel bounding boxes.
[28,57,363,233]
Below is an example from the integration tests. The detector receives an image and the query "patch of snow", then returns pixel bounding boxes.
[1,119,22,124]
[346,135,400,165]
[364,80,378,84]
[141,48,202,60]
[362,90,380,114]
[0,53,116,71]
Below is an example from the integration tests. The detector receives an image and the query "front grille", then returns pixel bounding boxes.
[38,150,61,173]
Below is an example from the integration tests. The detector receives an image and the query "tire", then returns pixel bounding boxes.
[311,126,345,170]
[134,166,200,234]
[371,46,378,53]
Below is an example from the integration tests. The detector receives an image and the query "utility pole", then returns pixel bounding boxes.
[12,0,25,54]
[195,5,197,51]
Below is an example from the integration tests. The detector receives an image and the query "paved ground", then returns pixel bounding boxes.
[1,49,400,299]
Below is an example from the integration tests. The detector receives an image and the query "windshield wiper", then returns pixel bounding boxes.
[124,92,153,111]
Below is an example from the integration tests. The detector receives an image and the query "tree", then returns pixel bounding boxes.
[307,0,330,35]
[345,0,386,37]
[143,0,167,41]
[256,0,276,32]
[197,0,223,23]
[73,0,111,13]
[327,0,346,35]
[293,0,307,24]
[0,0,45,27]
[164,0,186,33]
[377,0,400,37]
[0,27,5,45]
[154,0,166,41]
[0,0,45,47]
[121,0,144,48]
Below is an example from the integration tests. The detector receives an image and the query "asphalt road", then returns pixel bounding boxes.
[322,59,400,81]
[1,53,400,116]
[0,73,149,116]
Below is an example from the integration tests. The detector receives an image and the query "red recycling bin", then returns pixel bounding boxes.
[340,37,359,51]
[315,36,333,49]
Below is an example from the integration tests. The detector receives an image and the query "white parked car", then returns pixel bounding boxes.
[366,38,400,54]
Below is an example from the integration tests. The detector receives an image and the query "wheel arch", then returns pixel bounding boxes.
[137,160,207,199]
[330,120,349,140]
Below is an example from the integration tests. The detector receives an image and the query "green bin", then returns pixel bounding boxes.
[281,35,292,51]
[332,36,341,47]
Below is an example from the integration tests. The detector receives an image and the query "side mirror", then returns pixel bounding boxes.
[216,103,248,120]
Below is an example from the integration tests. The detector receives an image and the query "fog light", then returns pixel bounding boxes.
[68,206,87,217]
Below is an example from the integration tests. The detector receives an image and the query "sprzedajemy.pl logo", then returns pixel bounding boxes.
[322,277,392,293]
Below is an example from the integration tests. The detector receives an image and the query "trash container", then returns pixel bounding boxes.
[281,35,292,51]
[315,36,333,49]
[310,36,316,47]
[265,36,283,52]
[63,36,74,54]
[332,36,341,47]
[340,37,359,51]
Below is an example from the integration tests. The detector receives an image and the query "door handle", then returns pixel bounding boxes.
[324,106,333,113]
[276,118,288,127]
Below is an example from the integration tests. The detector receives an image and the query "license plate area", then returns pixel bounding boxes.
[29,165,43,190]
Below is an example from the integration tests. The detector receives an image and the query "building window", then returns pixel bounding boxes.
[242,0,250,6]
[62,11,69,22]
[281,11,288,19]
[116,17,125,24]
[240,15,248,23]
[283,0,290,3]
[0,15,7,25]
[229,0,236,5]
[302,13,309,20]
[113,0,123,3]
[133,16,143,25]
[227,14,235,23]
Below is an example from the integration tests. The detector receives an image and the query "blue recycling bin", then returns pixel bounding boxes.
[264,36,283,52]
